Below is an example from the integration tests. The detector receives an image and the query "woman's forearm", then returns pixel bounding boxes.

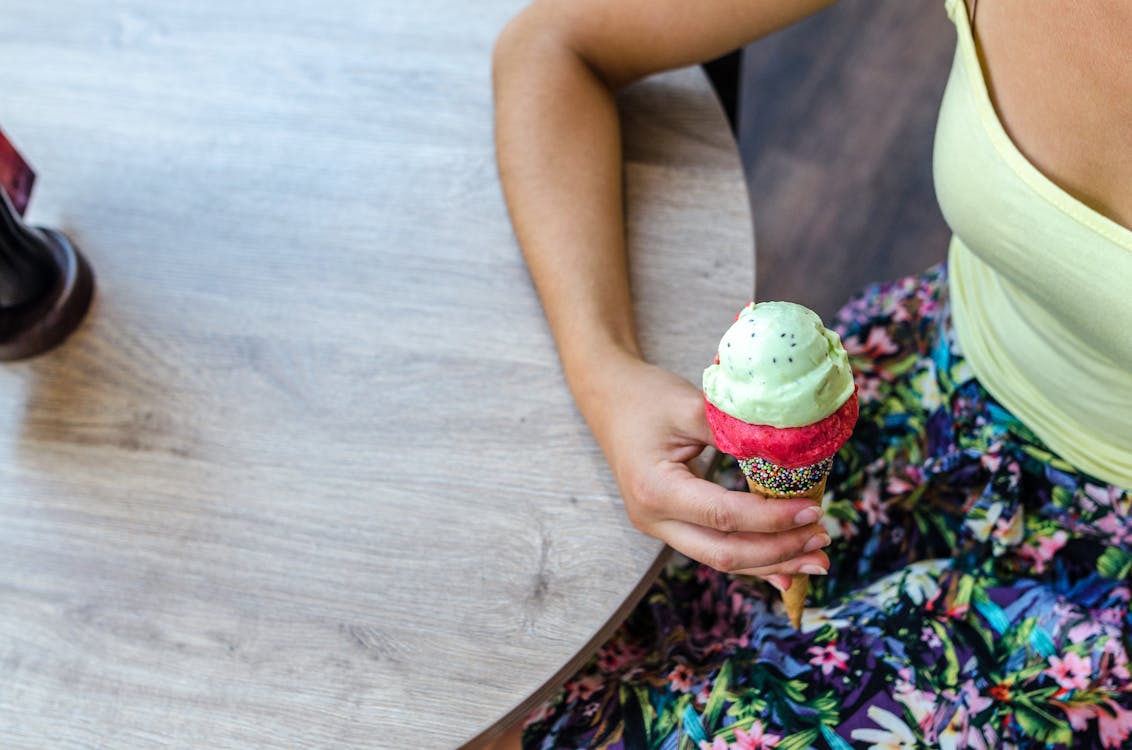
[490,0,838,580]
[492,9,639,430]
[492,0,839,432]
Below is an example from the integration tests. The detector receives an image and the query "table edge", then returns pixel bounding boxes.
[458,543,673,750]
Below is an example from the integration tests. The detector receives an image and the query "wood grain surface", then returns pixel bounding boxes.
[0,2,752,747]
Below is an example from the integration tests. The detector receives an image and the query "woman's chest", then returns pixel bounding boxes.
[973,0,1132,230]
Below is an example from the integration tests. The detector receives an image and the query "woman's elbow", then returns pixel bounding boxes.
[492,8,556,90]
[492,4,621,95]
[491,11,526,84]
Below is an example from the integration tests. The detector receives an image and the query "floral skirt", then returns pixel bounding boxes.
[521,264,1132,750]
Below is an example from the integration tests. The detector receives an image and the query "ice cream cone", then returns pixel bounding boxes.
[744,470,828,629]
[702,301,855,631]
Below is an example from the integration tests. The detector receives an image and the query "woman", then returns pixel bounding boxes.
[489,0,1132,747]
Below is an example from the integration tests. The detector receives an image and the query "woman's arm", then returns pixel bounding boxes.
[492,0,839,582]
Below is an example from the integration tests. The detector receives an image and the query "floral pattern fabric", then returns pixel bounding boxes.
[521,264,1132,750]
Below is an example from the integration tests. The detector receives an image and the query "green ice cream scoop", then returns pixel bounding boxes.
[702,301,854,428]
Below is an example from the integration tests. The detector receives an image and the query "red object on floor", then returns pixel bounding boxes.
[0,128,35,217]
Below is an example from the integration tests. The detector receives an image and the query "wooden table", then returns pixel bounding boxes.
[0,2,753,746]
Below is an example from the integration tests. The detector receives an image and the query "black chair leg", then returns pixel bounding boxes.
[702,49,743,135]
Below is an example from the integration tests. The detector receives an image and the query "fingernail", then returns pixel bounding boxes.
[801,564,829,576]
[794,506,822,525]
[803,533,831,553]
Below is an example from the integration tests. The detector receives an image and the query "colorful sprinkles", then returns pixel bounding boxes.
[738,456,833,496]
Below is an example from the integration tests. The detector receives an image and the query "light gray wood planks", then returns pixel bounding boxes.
[0,1,752,747]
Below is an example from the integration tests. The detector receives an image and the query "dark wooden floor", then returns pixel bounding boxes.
[734,0,956,320]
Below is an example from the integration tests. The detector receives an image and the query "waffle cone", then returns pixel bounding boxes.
[745,472,828,629]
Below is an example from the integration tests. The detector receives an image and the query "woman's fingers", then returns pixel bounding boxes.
[655,518,830,574]
[659,469,823,535]
[760,574,794,593]
[731,550,832,579]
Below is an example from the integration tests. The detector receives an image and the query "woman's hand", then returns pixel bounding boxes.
[582,351,831,590]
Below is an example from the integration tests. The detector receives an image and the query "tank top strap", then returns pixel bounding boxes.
[944,0,976,25]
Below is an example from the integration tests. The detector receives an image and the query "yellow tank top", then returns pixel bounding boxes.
[933,0,1132,488]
